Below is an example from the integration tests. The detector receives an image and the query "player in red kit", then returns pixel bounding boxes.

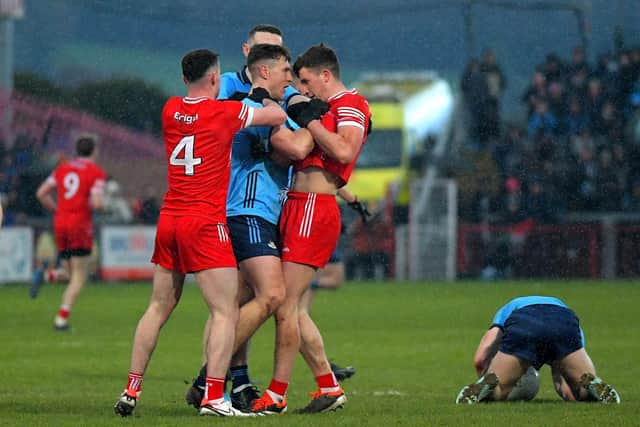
[251,44,370,414]
[114,48,286,418]
[34,135,106,330]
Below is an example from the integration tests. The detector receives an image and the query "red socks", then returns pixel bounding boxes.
[125,372,143,397]
[316,372,340,393]
[266,379,288,401]
[204,376,225,402]
[57,307,70,320]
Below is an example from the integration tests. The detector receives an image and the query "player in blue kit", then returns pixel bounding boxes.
[186,25,298,410]
[456,296,620,404]
[218,24,301,105]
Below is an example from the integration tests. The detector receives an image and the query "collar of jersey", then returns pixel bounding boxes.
[328,88,358,102]
[183,96,209,104]
[239,67,251,85]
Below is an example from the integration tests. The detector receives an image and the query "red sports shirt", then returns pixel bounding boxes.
[46,158,106,225]
[294,89,370,186]
[160,96,253,221]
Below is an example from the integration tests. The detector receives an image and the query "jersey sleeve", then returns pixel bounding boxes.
[335,96,367,132]
[224,100,254,129]
[490,303,511,329]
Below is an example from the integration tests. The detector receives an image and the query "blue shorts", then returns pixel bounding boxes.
[227,215,280,263]
[499,304,584,369]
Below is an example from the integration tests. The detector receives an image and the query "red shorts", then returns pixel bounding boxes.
[279,192,341,268]
[151,214,237,274]
[53,217,94,257]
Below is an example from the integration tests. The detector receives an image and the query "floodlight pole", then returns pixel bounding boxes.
[0,16,13,93]
[0,15,14,145]
[463,2,476,58]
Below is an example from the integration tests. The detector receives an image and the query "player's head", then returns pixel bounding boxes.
[293,44,341,101]
[181,49,221,97]
[247,44,292,101]
[76,134,97,159]
[243,24,283,57]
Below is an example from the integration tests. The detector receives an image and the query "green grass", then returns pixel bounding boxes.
[0,280,638,426]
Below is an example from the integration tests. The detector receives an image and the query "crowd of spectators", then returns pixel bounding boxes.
[0,134,160,226]
[0,134,49,225]
[459,45,640,226]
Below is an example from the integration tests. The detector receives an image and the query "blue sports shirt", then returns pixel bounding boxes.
[491,296,585,345]
[226,98,298,224]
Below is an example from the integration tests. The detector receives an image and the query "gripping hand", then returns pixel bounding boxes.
[248,87,277,104]
[349,198,371,223]
[290,99,329,128]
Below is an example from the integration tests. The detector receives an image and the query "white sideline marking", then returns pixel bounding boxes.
[349,390,407,396]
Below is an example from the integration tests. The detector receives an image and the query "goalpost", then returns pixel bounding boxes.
[398,179,458,281]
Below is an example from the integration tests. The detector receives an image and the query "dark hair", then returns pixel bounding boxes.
[247,44,291,72]
[293,43,340,79]
[181,49,219,83]
[76,135,96,157]
[248,24,282,41]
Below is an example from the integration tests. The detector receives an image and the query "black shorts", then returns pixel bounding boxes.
[227,215,280,263]
[499,304,584,369]
[59,248,92,259]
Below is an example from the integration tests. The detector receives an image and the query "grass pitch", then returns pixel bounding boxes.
[0,279,637,426]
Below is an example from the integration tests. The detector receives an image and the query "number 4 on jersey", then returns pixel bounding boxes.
[170,135,202,176]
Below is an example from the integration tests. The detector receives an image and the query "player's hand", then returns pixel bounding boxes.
[228,91,248,101]
[248,87,277,104]
[286,102,308,124]
[294,99,329,128]
[249,134,270,160]
[348,198,371,223]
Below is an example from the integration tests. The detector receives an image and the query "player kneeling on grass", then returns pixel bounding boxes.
[456,295,620,404]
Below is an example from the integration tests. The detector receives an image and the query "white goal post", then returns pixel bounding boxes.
[407,178,458,281]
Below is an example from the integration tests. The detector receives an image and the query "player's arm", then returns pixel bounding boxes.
[337,186,356,203]
[248,102,286,127]
[90,180,106,211]
[550,363,577,401]
[268,94,315,162]
[473,326,503,376]
[0,203,3,227]
[270,125,314,162]
[36,178,57,213]
[306,120,363,164]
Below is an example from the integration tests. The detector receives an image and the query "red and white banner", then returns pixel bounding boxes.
[100,226,155,280]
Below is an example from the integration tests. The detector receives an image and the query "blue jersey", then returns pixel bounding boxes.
[226,98,298,224]
[218,67,299,103]
[491,296,585,345]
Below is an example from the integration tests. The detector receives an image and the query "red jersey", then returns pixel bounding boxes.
[160,96,253,221]
[294,89,370,186]
[46,158,106,225]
